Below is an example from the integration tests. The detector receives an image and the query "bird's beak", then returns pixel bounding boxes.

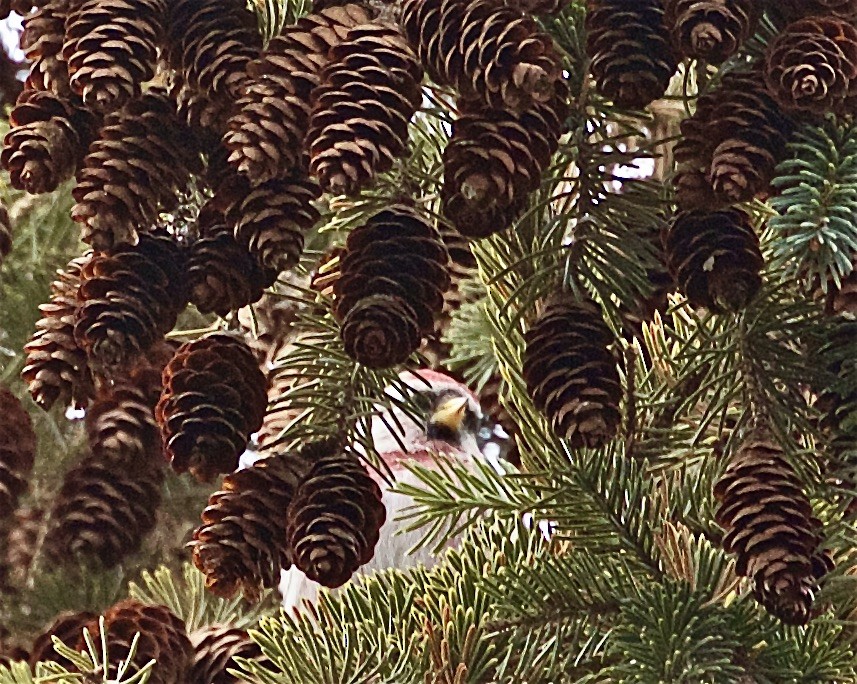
[429,396,469,432]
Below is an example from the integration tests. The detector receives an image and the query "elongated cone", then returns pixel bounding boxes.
[715,429,833,625]
[155,333,267,481]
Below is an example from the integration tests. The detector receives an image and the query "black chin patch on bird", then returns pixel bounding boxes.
[426,421,461,445]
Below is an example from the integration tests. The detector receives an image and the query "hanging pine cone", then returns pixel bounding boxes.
[189,625,264,684]
[74,233,187,376]
[0,201,11,260]
[715,429,833,625]
[62,0,166,112]
[28,611,98,670]
[0,387,36,517]
[224,3,371,183]
[187,203,277,317]
[305,23,424,195]
[441,91,568,238]
[22,254,95,410]
[662,209,764,313]
[43,455,164,567]
[221,174,321,273]
[522,296,621,449]
[155,333,267,482]
[1,89,99,194]
[585,0,679,110]
[286,452,385,588]
[167,0,263,132]
[71,91,204,251]
[765,16,857,115]
[674,70,794,209]
[191,449,317,600]
[20,0,71,95]
[663,0,759,63]
[87,600,193,684]
[334,204,450,368]
[401,0,561,112]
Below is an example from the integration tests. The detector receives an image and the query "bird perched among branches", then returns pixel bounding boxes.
[280,368,484,611]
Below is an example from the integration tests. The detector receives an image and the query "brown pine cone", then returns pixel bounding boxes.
[155,333,267,482]
[224,3,372,183]
[765,16,857,115]
[0,201,11,260]
[441,91,568,238]
[167,0,262,126]
[775,0,857,21]
[401,0,561,112]
[664,0,759,63]
[220,173,321,273]
[1,89,99,194]
[586,0,679,110]
[63,0,166,113]
[189,625,264,684]
[504,0,569,14]
[522,296,621,449]
[43,455,164,567]
[187,203,277,317]
[715,429,833,625]
[0,387,37,517]
[88,600,193,684]
[334,204,450,367]
[22,253,95,410]
[824,255,857,316]
[662,209,764,313]
[73,233,187,376]
[20,0,71,95]
[28,611,98,669]
[305,23,424,195]
[286,451,385,588]
[191,450,316,600]
[71,91,204,251]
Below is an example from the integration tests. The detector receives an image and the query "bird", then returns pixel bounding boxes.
[279,367,484,611]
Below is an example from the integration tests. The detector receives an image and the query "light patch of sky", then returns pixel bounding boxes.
[1,15,24,62]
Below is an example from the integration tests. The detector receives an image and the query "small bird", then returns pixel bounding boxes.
[280,368,484,611]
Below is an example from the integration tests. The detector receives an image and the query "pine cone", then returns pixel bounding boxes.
[167,0,262,129]
[441,91,567,238]
[765,16,857,115]
[674,70,793,208]
[334,204,450,367]
[522,296,621,449]
[222,174,321,273]
[187,203,277,317]
[504,0,569,14]
[20,0,71,95]
[401,0,561,112]
[74,233,187,376]
[286,452,385,588]
[189,625,264,684]
[775,0,857,21]
[22,254,95,410]
[715,429,833,625]
[71,92,204,251]
[305,23,424,195]
[586,0,679,109]
[28,611,98,669]
[826,257,857,316]
[1,89,99,194]
[664,0,759,63]
[224,3,371,183]
[90,600,193,684]
[0,201,11,260]
[155,333,268,482]
[0,387,36,517]
[191,450,315,600]
[43,455,164,567]
[63,0,166,112]
[662,209,764,313]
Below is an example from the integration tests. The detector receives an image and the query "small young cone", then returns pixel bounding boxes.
[22,253,95,410]
[585,0,679,109]
[63,0,167,112]
[401,0,562,112]
[155,333,267,481]
[0,387,37,517]
[189,625,264,684]
[286,452,386,588]
[523,296,621,449]
[662,209,763,313]
[715,429,833,625]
